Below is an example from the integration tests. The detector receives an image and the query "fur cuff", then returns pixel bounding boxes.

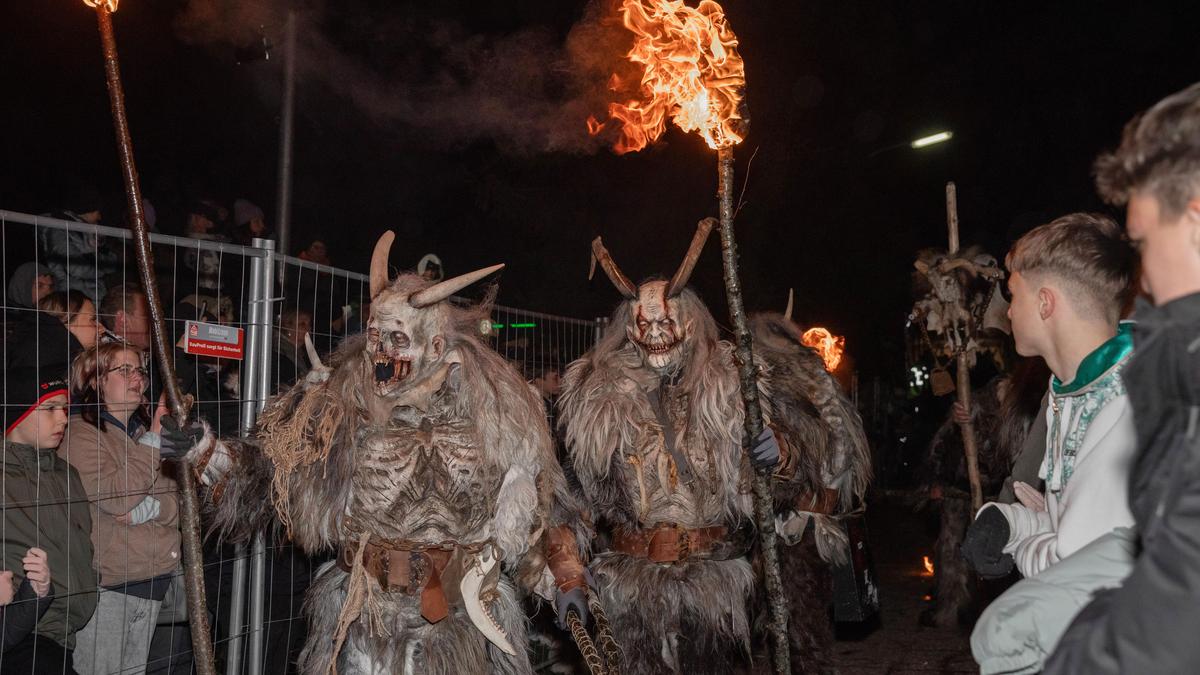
[185,422,232,487]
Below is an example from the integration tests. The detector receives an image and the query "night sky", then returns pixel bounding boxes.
[2,1,1196,377]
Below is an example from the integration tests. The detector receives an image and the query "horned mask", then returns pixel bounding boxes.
[591,218,714,374]
[365,231,503,397]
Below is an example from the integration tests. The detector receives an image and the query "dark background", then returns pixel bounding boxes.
[2,1,1195,378]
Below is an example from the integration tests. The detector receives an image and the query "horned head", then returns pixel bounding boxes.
[590,218,715,373]
[365,230,503,397]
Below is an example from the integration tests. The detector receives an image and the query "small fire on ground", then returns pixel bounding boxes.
[922,555,935,577]
[801,327,846,372]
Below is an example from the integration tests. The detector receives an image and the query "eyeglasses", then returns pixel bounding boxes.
[107,364,149,379]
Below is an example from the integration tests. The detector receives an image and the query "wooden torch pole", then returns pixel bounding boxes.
[717,147,791,675]
[91,5,216,674]
[945,182,984,512]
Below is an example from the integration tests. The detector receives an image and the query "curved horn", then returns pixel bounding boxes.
[370,231,395,298]
[666,217,715,297]
[590,237,638,299]
[303,332,326,371]
[409,264,505,308]
[784,288,794,322]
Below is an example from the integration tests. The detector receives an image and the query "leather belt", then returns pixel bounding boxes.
[337,541,459,623]
[610,523,732,563]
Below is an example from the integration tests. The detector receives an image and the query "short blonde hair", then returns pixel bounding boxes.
[1006,213,1135,323]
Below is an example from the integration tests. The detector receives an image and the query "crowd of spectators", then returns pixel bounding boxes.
[0,193,351,674]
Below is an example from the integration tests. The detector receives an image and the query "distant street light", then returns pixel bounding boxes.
[911,131,953,149]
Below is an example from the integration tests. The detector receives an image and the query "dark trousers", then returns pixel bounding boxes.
[0,634,76,675]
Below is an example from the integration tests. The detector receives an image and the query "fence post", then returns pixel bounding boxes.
[246,238,276,675]
[224,240,273,674]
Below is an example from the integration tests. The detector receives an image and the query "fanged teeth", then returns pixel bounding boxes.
[373,357,413,385]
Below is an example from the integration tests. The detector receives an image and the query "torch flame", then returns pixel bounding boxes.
[83,0,119,11]
[801,327,845,372]
[593,0,747,154]
[923,555,935,576]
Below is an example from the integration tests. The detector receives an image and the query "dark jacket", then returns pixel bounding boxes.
[1,440,97,649]
[1046,293,1200,674]
[0,579,51,653]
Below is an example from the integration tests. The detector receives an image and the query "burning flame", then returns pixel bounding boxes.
[83,0,119,11]
[590,0,747,153]
[801,327,845,372]
[923,556,935,576]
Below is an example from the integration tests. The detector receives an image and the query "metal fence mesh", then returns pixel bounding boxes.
[0,210,599,674]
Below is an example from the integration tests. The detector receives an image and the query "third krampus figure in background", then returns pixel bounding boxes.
[921,356,1050,627]
[560,219,870,674]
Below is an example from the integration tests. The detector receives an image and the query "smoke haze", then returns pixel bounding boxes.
[174,0,638,154]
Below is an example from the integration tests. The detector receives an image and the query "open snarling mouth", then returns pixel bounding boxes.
[374,354,413,387]
[643,342,677,355]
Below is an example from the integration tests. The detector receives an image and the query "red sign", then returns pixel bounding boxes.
[184,320,244,360]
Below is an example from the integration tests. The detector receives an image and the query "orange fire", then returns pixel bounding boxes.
[82,0,119,11]
[801,327,845,372]
[591,0,747,154]
[923,555,935,576]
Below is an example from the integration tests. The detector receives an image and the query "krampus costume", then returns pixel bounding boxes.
[559,223,870,674]
[189,232,588,675]
[921,357,1050,627]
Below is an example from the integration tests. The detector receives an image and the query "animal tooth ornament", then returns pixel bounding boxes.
[561,219,870,674]
[188,231,588,675]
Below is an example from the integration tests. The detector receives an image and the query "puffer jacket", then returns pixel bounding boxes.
[1046,294,1200,674]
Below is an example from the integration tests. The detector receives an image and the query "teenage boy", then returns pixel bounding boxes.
[1044,83,1200,675]
[964,213,1138,674]
[2,368,97,672]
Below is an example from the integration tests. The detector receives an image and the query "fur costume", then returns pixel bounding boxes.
[921,357,1048,627]
[560,223,870,674]
[747,312,872,674]
[198,233,585,675]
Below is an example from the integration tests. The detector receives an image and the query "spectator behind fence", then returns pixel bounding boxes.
[99,283,152,351]
[180,200,229,296]
[7,290,105,380]
[967,213,1138,674]
[230,198,272,246]
[1043,82,1200,675]
[297,239,330,266]
[40,187,120,304]
[3,262,55,359]
[61,343,205,675]
[274,306,313,392]
[2,368,97,673]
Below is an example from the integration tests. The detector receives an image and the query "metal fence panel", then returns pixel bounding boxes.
[0,209,599,674]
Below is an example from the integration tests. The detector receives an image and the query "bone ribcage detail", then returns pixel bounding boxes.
[350,413,502,543]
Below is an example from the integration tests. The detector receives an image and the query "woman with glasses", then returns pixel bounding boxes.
[58,342,186,675]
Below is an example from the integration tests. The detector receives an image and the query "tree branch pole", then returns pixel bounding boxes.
[93,8,216,674]
[945,182,984,512]
[717,147,791,675]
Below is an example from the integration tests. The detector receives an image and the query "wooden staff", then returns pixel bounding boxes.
[945,182,984,512]
[89,4,216,673]
[717,147,791,675]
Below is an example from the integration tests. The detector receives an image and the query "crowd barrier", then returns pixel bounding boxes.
[0,209,601,674]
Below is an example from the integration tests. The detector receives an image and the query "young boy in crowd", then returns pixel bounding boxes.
[963,213,1138,674]
[1044,82,1200,675]
[2,368,97,672]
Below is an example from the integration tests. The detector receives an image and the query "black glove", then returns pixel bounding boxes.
[555,569,594,630]
[748,427,780,471]
[159,416,207,458]
[961,505,1015,578]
